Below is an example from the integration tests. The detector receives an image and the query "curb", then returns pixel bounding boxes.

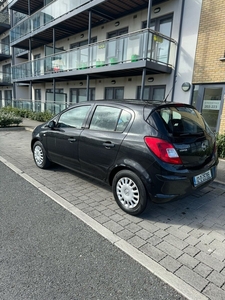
[0,126,26,131]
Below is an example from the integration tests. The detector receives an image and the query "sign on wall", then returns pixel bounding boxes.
[202,100,221,110]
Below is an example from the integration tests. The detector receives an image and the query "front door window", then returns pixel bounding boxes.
[202,88,222,132]
[192,85,224,132]
[143,15,173,63]
[107,27,128,64]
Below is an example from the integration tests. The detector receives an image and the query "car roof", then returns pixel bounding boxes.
[69,99,195,112]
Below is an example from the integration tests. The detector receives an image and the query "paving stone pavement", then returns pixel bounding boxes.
[0,122,225,300]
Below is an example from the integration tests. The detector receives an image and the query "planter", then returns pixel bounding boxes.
[96,60,105,68]
[131,54,139,62]
[110,57,118,65]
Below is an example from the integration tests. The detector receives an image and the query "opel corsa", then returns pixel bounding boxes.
[31,100,218,215]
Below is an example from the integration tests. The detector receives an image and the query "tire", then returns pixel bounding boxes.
[112,170,147,215]
[33,141,50,169]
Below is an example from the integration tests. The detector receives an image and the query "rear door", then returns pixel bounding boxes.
[79,105,132,180]
[155,104,216,168]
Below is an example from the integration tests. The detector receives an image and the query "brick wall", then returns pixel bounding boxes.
[193,0,225,84]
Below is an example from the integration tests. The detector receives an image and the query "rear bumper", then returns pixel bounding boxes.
[148,165,217,203]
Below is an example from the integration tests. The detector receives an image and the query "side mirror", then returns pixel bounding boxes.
[48,120,56,129]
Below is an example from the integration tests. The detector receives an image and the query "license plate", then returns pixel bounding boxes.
[193,170,212,187]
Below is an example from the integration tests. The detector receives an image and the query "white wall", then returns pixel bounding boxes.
[172,0,202,104]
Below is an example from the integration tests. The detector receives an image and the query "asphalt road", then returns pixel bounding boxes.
[0,162,186,300]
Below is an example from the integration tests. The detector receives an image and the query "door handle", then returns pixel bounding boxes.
[103,142,115,149]
[68,137,76,143]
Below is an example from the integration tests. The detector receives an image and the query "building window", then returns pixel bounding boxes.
[143,14,173,34]
[1,36,10,55]
[107,28,128,63]
[191,85,224,132]
[2,64,11,83]
[4,90,12,106]
[34,54,41,76]
[105,87,124,100]
[143,14,173,64]
[46,89,66,114]
[137,86,165,100]
[70,88,95,104]
[35,89,41,112]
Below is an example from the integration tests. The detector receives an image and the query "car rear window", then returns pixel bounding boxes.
[156,106,211,136]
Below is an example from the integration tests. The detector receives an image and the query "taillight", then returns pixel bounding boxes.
[144,137,182,165]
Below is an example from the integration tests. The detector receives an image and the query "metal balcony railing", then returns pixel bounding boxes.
[10,0,91,43]
[12,29,177,80]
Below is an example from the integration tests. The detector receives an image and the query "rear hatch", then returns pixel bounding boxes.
[151,104,216,169]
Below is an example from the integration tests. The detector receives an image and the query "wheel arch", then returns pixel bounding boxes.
[108,160,152,191]
[31,137,40,152]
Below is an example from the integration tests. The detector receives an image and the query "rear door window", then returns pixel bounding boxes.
[90,106,131,132]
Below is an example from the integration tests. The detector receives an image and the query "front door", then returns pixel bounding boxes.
[107,27,128,64]
[192,85,225,132]
[45,105,91,169]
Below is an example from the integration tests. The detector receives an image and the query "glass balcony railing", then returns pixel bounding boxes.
[14,47,28,56]
[12,29,177,80]
[10,0,91,43]
[0,12,10,25]
[4,99,66,114]
[0,42,11,55]
[0,72,12,84]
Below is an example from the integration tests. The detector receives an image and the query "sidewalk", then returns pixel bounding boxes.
[21,117,225,186]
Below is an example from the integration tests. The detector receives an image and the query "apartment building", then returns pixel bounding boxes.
[0,0,12,105]
[8,1,224,130]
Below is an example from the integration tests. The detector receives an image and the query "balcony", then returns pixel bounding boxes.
[12,29,177,82]
[0,12,10,34]
[10,0,170,49]
[0,72,12,85]
[10,0,91,44]
[0,42,11,61]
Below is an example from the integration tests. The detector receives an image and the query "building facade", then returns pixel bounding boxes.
[0,0,12,105]
[7,0,225,133]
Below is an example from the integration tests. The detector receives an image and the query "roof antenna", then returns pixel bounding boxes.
[163,86,174,102]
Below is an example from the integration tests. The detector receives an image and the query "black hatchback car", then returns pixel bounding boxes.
[31,100,218,215]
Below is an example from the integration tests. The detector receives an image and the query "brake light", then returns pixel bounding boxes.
[144,137,182,165]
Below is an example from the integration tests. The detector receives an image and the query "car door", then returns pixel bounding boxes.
[79,105,132,180]
[46,104,91,170]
